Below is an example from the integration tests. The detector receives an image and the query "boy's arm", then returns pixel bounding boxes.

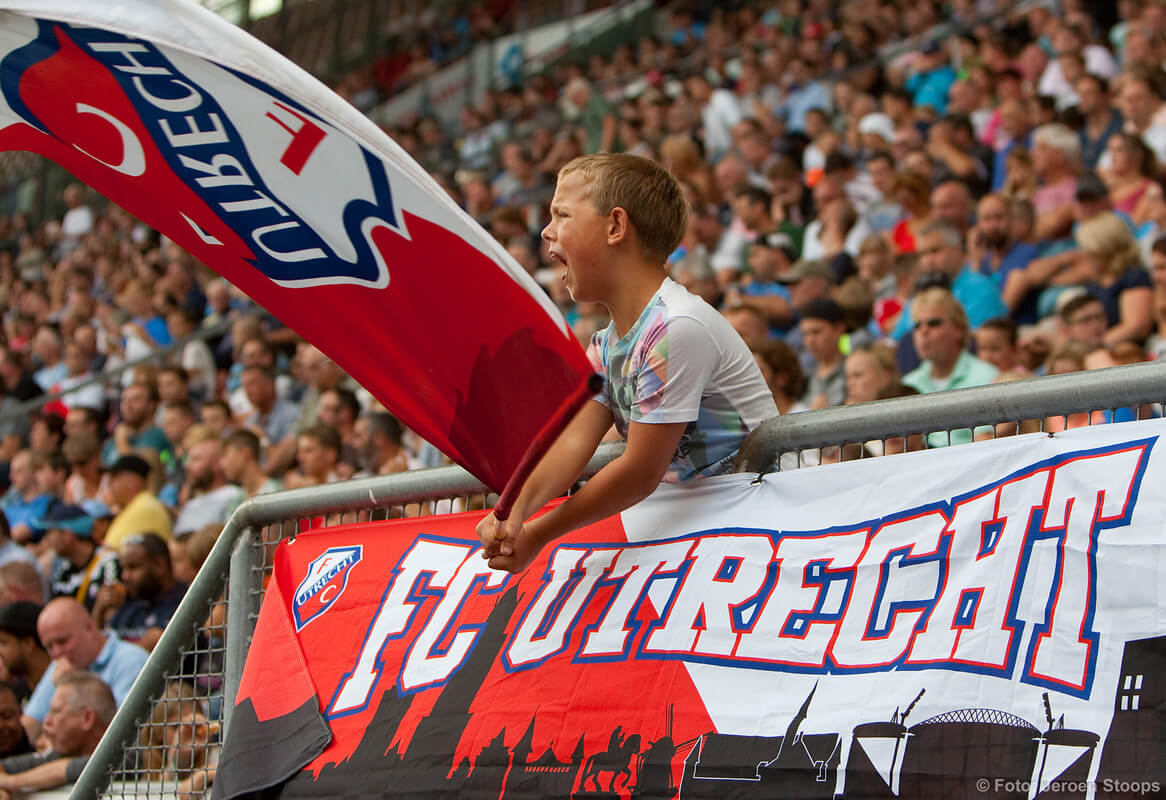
[478,401,614,557]
[482,418,687,573]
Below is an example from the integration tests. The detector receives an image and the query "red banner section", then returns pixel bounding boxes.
[0,7,593,493]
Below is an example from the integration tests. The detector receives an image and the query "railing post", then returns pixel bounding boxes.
[223,526,261,736]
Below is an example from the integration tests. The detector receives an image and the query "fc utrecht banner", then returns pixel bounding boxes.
[218,420,1166,800]
[0,1,594,493]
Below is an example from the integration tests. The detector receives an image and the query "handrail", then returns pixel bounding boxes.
[736,361,1166,473]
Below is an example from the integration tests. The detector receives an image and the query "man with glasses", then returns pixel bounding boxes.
[1059,293,1110,352]
[903,288,999,446]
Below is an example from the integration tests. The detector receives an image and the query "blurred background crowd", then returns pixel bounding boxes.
[0,0,1159,794]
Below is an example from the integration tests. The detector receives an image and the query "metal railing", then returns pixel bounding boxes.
[70,360,1166,799]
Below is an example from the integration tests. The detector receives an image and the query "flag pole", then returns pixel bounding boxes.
[492,372,604,521]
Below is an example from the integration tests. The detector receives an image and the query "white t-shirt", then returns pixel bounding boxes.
[586,277,778,482]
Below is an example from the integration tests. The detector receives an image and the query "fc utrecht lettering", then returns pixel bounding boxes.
[325,442,1150,717]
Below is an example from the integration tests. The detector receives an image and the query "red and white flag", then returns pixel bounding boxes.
[0,1,595,497]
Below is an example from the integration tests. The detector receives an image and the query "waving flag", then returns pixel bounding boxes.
[0,1,595,498]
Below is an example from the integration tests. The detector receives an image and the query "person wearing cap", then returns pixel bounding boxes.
[727,230,797,334]
[23,598,147,742]
[38,503,119,615]
[799,298,849,410]
[0,601,48,702]
[103,453,172,551]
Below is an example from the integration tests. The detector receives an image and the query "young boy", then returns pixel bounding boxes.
[478,154,777,573]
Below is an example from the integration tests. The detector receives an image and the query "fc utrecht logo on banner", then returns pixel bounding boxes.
[293,546,362,632]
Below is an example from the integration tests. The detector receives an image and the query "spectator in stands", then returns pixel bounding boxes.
[62,407,100,442]
[750,339,807,415]
[24,598,147,740]
[723,303,772,350]
[220,430,280,500]
[38,503,118,613]
[893,220,1008,337]
[52,340,103,413]
[799,298,849,409]
[1101,133,1158,222]
[968,193,1040,292]
[28,412,63,458]
[0,452,51,545]
[973,317,1025,375]
[2,671,115,794]
[104,454,172,550]
[100,532,186,652]
[1116,68,1166,164]
[0,602,47,700]
[173,432,241,536]
[30,325,66,394]
[100,382,168,468]
[904,287,999,445]
[1071,211,1155,345]
[166,307,215,401]
[0,562,44,607]
[0,508,34,573]
[0,683,31,758]
[283,424,342,489]
[56,183,93,257]
[929,180,975,237]
[1031,123,1084,241]
[844,343,900,405]
[199,400,233,440]
[239,365,299,469]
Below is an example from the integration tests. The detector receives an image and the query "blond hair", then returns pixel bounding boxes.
[1075,211,1143,280]
[912,287,969,345]
[558,154,687,263]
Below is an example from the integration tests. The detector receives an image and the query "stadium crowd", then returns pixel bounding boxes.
[0,0,1160,794]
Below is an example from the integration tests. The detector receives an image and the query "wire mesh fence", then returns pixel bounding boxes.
[73,361,1166,799]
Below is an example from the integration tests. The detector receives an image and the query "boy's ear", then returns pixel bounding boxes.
[607,206,630,244]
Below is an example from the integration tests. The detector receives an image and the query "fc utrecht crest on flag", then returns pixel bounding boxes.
[0,1,597,497]
[293,546,362,632]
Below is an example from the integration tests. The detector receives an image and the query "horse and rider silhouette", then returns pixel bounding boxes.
[580,726,642,793]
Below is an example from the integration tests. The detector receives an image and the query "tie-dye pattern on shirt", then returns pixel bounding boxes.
[587,291,750,482]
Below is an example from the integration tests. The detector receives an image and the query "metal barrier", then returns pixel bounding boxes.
[71,361,1166,799]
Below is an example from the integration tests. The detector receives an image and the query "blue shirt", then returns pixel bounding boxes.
[980,242,1041,291]
[0,490,52,533]
[781,81,831,134]
[891,266,1009,339]
[26,634,149,721]
[906,67,956,115]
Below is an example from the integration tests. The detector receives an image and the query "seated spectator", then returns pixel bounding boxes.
[1031,123,1083,241]
[199,400,233,440]
[929,179,975,237]
[28,413,64,457]
[1073,211,1154,345]
[0,510,35,573]
[726,230,796,333]
[238,365,300,470]
[137,681,218,795]
[0,671,115,794]
[24,598,147,740]
[61,433,104,507]
[170,525,220,587]
[0,602,48,702]
[172,431,242,536]
[351,413,413,477]
[1058,292,1110,353]
[104,454,172,550]
[1101,133,1158,223]
[0,452,51,545]
[166,308,216,401]
[974,317,1026,375]
[891,220,1008,338]
[99,382,168,468]
[0,563,45,607]
[903,287,1000,445]
[750,339,808,415]
[37,504,118,613]
[0,684,31,758]
[969,193,1040,292]
[722,303,771,350]
[844,343,901,405]
[99,533,186,652]
[799,298,849,410]
[283,425,342,489]
[220,431,281,501]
